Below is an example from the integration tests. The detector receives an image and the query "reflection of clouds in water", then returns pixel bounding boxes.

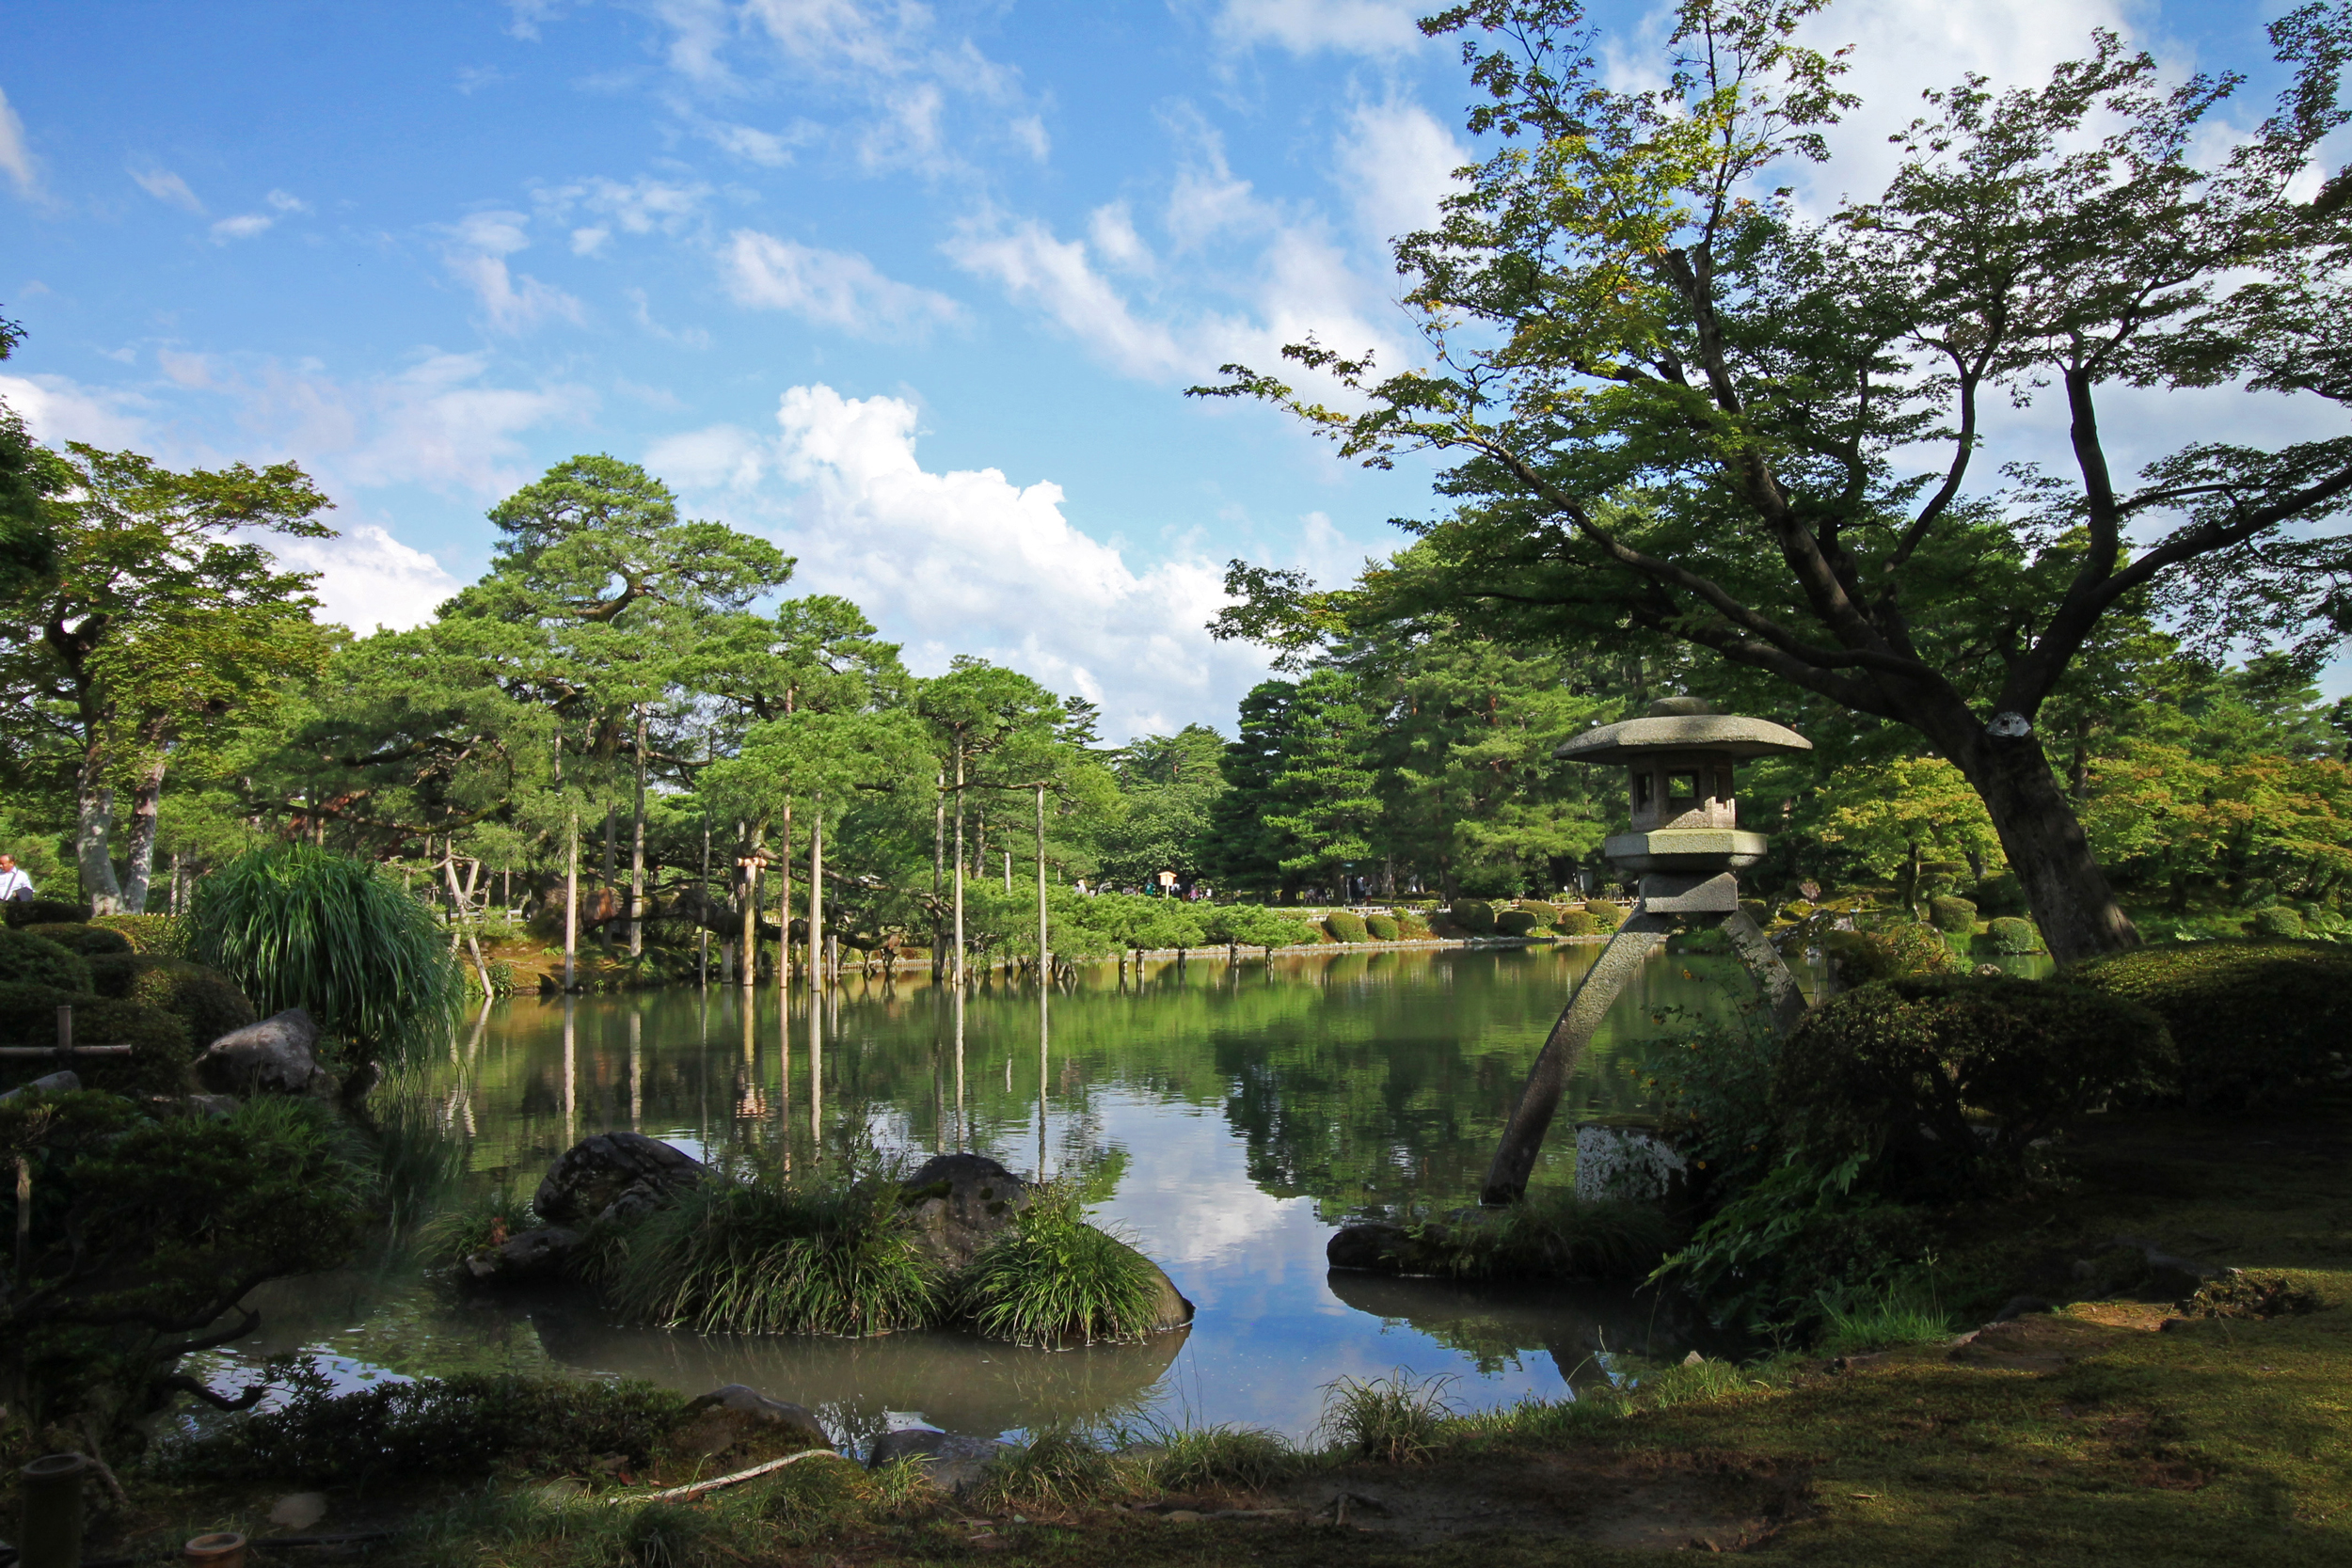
[1089,1093,1295,1269]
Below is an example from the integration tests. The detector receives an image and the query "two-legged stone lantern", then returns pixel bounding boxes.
[1481,697,1812,1205]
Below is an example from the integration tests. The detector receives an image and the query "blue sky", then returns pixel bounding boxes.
[0,0,2337,739]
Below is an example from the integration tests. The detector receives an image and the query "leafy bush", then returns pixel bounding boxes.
[1582,900,1627,931]
[1773,974,2169,1192]
[1653,1156,1937,1333]
[961,1183,1163,1347]
[1495,909,1541,937]
[1553,908,1598,937]
[192,843,467,1066]
[1927,895,1978,935]
[87,913,192,957]
[1825,923,1958,985]
[601,1178,944,1336]
[0,991,193,1095]
[1983,916,2042,954]
[1316,1371,1454,1464]
[1324,910,1368,942]
[1970,874,2028,917]
[125,957,257,1049]
[2065,940,2352,1111]
[162,1366,690,1483]
[1448,898,1495,935]
[2,898,90,928]
[20,922,134,958]
[2249,905,2305,938]
[0,927,92,993]
[1363,912,1400,941]
[1407,1188,1677,1281]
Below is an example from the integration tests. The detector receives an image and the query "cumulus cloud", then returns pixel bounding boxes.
[439,210,584,333]
[272,524,462,633]
[129,164,204,213]
[210,213,273,243]
[1212,0,1428,55]
[0,87,40,199]
[0,372,151,448]
[721,230,962,338]
[650,385,1276,737]
[1332,97,1465,245]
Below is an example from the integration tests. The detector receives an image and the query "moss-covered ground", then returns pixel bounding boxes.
[40,1096,2352,1565]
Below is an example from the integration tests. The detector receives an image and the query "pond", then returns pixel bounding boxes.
[209,940,1829,1447]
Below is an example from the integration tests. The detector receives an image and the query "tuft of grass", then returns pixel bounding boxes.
[959,1182,1162,1347]
[602,1178,945,1337]
[971,1425,1120,1511]
[1141,1422,1299,1492]
[1316,1370,1455,1464]
[413,1180,545,1267]
[610,1501,727,1568]
[1816,1280,1963,1357]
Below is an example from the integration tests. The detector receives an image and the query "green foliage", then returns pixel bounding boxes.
[1826,923,1960,985]
[2180,1271,2324,1321]
[122,956,255,1049]
[1927,895,1979,935]
[161,1365,691,1483]
[1972,875,2029,917]
[1494,909,1541,937]
[1316,1370,1454,1464]
[1654,1155,1935,1335]
[960,1183,1163,1347]
[2250,905,2305,938]
[0,994,191,1095]
[192,843,466,1066]
[2065,940,2352,1111]
[87,913,192,956]
[1199,902,1320,954]
[1985,916,2044,954]
[1406,1188,1677,1281]
[1136,1423,1298,1492]
[1362,912,1400,941]
[971,1426,1118,1510]
[1448,898,1495,935]
[1815,1279,1963,1357]
[0,927,91,992]
[1774,976,2169,1193]
[1582,900,1626,931]
[1553,908,1598,937]
[19,922,133,957]
[1324,909,1368,942]
[601,1178,944,1337]
[2,898,91,927]
[414,1184,544,1267]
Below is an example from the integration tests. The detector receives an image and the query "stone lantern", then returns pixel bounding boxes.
[1483,697,1814,1205]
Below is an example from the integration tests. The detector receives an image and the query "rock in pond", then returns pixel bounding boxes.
[868,1428,1015,1494]
[1120,1239,1195,1330]
[674,1385,833,1461]
[1326,1221,1419,1274]
[535,1131,711,1228]
[199,1007,327,1096]
[897,1152,1031,1269]
[459,1225,584,1288]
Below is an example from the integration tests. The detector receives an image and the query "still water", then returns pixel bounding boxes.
[215,942,1801,1446]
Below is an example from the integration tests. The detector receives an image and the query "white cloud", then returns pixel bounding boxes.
[271,524,461,633]
[0,87,40,199]
[721,229,962,338]
[1332,97,1464,245]
[946,214,1192,378]
[334,352,596,495]
[0,372,151,447]
[655,386,1275,737]
[1009,114,1050,162]
[1212,0,1427,55]
[129,164,204,213]
[265,189,309,213]
[693,116,809,166]
[535,174,709,239]
[439,210,584,333]
[210,213,274,243]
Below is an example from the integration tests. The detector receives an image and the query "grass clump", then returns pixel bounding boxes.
[415,1181,545,1265]
[1316,1370,1454,1464]
[1142,1423,1298,1492]
[972,1425,1118,1510]
[603,1178,945,1337]
[1815,1279,1963,1356]
[960,1182,1162,1347]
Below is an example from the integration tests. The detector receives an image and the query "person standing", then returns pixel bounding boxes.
[0,853,36,903]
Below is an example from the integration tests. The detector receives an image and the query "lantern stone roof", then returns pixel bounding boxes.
[1554,697,1813,765]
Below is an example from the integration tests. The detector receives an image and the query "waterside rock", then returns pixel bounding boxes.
[534,1132,710,1227]
[897,1152,1031,1269]
[0,1069,79,1104]
[867,1428,1015,1494]
[1136,1247,1196,1331]
[459,1225,583,1288]
[1327,1221,1420,1274]
[199,1007,327,1096]
[674,1385,833,1461]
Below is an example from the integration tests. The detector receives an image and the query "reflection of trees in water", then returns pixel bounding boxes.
[1321,1272,1734,1385]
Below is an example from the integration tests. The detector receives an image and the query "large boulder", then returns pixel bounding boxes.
[534,1132,710,1228]
[1139,1252,1196,1332]
[672,1386,833,1463]
[199,1007,327,1095]
[0,1069,78,1105]
[458,1225,583,1288]
[867,1428,1014,1494]
[897,1153,1030,1270]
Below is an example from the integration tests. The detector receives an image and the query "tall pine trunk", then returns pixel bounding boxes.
[119,743,170,913]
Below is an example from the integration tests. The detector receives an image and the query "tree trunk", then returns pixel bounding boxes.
[809,791,825,995]
[1950,729,2137,962]
[600,806,617,955]
[629,710,646,958]
[119,746,170,914]
[75,736,123,913]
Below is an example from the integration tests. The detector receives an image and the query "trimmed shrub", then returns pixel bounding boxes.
[128,957,258,1049]
[1826,924,1958,987]
[1553,909,1598,937]
[2,898,91,928]
[1518,899,1563,926]
[2065,940,2352,1112]
[88,913,192,957]
[1984,916,2042,954]
[1448,898,1495,936]
[1495,910,1542,937]
[19,922,133,958]
[1971,875,2029,917]
[1927,895,1978,936]
[1772,974,2169,1193]
[0,928,93,993]
[1363,913,1400,942]
[2249,906,2304,939]
[0,991,193,1096]
[1581,900,1627,931]
[1324,910,1368,942]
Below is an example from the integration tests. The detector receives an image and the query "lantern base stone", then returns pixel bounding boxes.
[1637,871,1741,914]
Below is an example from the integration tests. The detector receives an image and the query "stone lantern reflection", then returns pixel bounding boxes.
[1483,697,1813,1205]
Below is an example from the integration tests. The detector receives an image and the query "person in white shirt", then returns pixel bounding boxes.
[0,853,34,903]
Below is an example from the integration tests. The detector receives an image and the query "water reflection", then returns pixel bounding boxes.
[224,943,1793,1439]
